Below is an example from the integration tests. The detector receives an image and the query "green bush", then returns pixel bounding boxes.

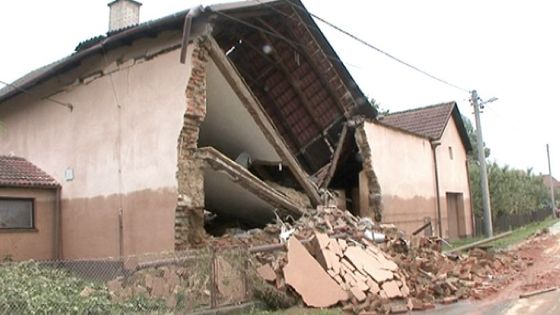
[0,262,164,314]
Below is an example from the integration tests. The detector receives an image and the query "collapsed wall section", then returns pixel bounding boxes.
[175,39,208,250]
[354,124,383,222]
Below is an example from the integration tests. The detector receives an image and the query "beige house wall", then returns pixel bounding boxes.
[363,119,473,238]
[435,118,473,238]
[363,122,438,234]
[0,188,56,261]
[0,32,193,258]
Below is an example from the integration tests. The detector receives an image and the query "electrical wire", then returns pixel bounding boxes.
[212,10,363,70]
[254,0,470,93]
[0,79,73,111]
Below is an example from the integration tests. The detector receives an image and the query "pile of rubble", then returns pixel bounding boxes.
[248,206,525,313]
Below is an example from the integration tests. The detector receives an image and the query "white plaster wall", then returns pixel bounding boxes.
[363,121,438,234]
[0,34,190,199]
[436,118,473,236]
[0,32,193,257]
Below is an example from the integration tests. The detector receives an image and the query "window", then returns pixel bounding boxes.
[448,146,454,160]
[0,198,34,229]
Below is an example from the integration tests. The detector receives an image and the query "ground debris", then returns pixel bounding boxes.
[226,206,526,313]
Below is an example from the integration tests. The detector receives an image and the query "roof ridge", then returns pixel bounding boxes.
[385,101,455,117]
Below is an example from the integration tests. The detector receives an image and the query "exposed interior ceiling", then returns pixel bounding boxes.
[199,59,281,163]
[203,167,276,226]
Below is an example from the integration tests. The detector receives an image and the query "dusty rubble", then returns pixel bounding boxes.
[246,206,526,314]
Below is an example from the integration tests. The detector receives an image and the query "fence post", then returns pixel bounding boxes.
[210,247,217,309]
[243,246,250,301]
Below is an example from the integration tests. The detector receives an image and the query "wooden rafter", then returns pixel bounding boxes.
[278,8,350,116]
[207,37,322,206]
[255,20,324,133]
[320,124,348,189]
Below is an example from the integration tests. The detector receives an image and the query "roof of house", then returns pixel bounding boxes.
[542,174,560,188]
[0,0,375,175]
[0,156,59,188]
[379,102,472,152]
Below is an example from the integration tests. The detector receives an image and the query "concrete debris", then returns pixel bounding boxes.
[257,264,277,283]
[245,206,526,313]
[283,237,347,307]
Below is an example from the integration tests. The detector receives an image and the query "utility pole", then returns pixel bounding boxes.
[547,144,556,217]
[471,90,493,237]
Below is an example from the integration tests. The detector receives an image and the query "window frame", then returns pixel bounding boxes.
[0,197,36,232]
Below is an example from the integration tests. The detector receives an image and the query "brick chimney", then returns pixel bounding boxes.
[108,0,142,32]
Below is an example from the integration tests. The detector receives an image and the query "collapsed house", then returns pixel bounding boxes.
[0,0,382,260]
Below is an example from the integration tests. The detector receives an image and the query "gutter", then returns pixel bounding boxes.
[54,186,62,260]
[431,140,443,237]
[0,9,191,103]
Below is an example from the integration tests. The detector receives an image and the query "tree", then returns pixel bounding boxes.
[370,98,390,116]
[462,116,548,219]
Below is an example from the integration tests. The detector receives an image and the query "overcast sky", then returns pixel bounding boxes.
[1,0,559,177]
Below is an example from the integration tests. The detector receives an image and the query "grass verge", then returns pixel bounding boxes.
[448,216,558,250]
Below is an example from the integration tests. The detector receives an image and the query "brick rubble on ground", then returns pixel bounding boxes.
[248,206,526,314]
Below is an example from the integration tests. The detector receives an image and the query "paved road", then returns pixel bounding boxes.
[423,220,560,315]
[421,289,560,315]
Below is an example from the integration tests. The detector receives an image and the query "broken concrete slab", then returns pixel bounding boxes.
[382,280,402,299]
[283,237,347,307]
[257,264,277,282]
[197,147,303,224]
[344,246,394,283]
[350,286,367,302]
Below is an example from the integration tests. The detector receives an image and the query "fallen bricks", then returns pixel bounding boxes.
[247,206,526,313]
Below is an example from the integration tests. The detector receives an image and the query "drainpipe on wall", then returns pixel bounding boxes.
[431,140,443,237]
[54,186,62,260]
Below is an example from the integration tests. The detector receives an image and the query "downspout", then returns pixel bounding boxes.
[54,186,62,259]
[431,141,443,237]
[180,5,204,64]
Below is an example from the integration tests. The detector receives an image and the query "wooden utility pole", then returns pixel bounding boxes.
[471,90,493,237]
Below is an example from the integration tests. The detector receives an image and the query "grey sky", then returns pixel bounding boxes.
[1,0,558,177]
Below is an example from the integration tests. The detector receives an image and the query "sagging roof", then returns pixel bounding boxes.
[0,0,375,176]
[0,156,59,189]
[212,0,375,173]
[379,102,472,152]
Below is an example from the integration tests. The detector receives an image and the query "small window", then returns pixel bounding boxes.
[448,146,454,160]
[0,198,34,229]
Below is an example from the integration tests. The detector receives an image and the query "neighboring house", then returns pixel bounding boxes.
[362,102,473,239]
[0,156,60,260]
[542,175,560,191]
[0,0,377,260]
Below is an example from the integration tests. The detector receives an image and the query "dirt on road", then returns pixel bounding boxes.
[426,227,560,315]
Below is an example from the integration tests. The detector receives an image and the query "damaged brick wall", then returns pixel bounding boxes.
[354,125,383,222]
[175,39,209,250]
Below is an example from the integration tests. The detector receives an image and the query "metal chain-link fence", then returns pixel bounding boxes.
[0,246,253,314]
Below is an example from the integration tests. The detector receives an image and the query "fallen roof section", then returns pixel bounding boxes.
[197,147,303,224]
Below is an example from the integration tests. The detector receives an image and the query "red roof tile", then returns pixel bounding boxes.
[380,102,455,140]
[0,156,59,188]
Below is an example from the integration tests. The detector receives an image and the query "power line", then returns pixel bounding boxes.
[256,0,470,93]
[0,79,73,111]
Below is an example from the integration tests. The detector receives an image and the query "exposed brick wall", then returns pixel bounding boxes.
[175,39,209,250]
[355,125,383,222]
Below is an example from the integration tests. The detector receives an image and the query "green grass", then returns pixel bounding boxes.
[447,216,558,251]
